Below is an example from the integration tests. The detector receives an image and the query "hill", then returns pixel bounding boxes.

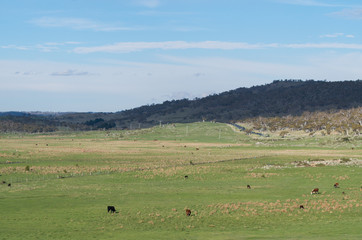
[1,80,361,132]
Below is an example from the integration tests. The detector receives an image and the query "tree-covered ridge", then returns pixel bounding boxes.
[0,80,361,133]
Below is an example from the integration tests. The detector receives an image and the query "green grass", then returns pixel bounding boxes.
[0,122,361,239]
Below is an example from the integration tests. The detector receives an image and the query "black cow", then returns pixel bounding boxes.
[247,185,251,189]
[299,205,304,209]
[107,206,116,213]
[184,175,188,179]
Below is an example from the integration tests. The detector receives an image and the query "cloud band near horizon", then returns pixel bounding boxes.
[73,41,362,53]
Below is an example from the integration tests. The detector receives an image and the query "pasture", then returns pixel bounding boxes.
[0,122,361,239]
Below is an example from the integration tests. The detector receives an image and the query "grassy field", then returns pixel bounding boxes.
[0,122,361,239]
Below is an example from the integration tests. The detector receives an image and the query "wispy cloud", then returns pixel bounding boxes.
[44,41,83,46]
[275,0,344,7]
[30,17,134,31]
[73,41,362,54]
[1,45,29,50]
[74,41,277,53]
[135,0,161,8]
[1,42,82,52]
[284,42,362,49]
[6,41,362,54]
[51,69,93,76]
[330,8,362,19]
[320,33,354,38]
[15,71,40,76]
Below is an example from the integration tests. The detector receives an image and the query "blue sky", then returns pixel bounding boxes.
[1,0,362,112]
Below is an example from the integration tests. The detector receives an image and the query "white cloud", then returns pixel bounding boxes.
[320,33,355,38]
[1,45,29,50]
[275,0,343,7]
[74,41,277,53]
[284,42,362,49]
[30,17,134,31]
[135,0,161,8]
[73,41,362,54]
[1,42,82,53]
[330,8,362,19]
[320,33,344,38]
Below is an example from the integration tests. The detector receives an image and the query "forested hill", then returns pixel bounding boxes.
[113,80,361,124]
[1,80,361,132]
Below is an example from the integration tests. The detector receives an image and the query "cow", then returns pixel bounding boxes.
[247,185,251,189]
[8,183,11,187]
[311,188,319,194]
[107,206,116,213]
[334,183,339,188]
[186,209,191,216]
[1,180,6,184]
[184,175,188,179]
[299,205,304,209]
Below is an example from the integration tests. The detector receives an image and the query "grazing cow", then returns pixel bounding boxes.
[107,206,116,213]
[299,205,304,209]
[311,188,319,194]
[195,148,199,151]
[247,185,251,189]
[8,183,11,187]
[184,175,188,179]
[185,209,191,216]
[334,183,339,188]
[1,180,6,184]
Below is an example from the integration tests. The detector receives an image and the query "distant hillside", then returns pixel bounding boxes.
[1,80,361,132]
[108,80,361,127]
[0,112,30,117]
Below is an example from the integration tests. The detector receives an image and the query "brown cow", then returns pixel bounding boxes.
[334,183,339,188]
[311,188,319,194]
[185,209,191,216]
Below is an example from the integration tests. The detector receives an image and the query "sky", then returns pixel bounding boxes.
[1,0,362,112]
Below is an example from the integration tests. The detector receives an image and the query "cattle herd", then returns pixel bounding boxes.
[0,176,345,215]
[105,181,345,215]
